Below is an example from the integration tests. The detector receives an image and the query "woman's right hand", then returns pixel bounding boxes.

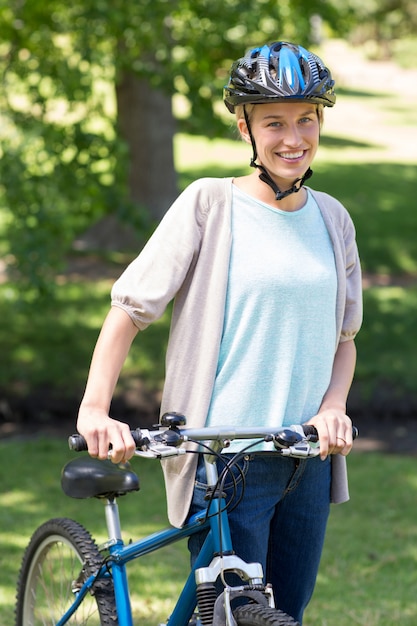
[77,406,136,464]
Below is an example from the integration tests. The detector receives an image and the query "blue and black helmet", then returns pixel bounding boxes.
[224,41,336,112]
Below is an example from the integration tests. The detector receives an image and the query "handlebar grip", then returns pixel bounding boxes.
[302,424,358,442]
[68,428,146,452]
[68,434,88,451]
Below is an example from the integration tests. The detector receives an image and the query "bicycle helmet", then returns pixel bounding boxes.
[224,41,335,112]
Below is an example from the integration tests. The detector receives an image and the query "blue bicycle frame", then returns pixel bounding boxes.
[57,474,235,626]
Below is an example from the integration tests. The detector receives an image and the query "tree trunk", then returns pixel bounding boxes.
[116,70,178,222]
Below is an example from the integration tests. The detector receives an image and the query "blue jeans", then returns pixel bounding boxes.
[187,453,331,624]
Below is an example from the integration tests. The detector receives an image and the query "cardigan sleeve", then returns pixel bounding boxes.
[340,208,362,342]
[110,180,210,330]
[308,188,362,344]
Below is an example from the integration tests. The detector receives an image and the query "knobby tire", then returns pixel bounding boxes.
[15,517,117,626]
[233,604,299,626]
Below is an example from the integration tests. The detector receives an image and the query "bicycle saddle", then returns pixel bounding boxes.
[61,457,140,499]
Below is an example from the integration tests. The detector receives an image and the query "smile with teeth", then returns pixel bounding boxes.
[278,150,304,160]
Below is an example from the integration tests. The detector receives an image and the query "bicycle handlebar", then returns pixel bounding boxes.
[68,415,358,460]
[68,428,145,453]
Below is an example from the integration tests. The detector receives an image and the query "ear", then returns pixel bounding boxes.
[237,117,252,145]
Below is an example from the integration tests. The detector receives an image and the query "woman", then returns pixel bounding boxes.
[77,41,362,623]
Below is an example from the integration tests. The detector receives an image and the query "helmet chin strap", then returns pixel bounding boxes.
[252,162,313,201]
[243,106,313,202]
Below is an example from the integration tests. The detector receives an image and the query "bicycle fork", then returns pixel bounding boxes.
[193,459,275,626]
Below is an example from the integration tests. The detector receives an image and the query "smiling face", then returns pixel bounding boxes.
[237,101,321,189]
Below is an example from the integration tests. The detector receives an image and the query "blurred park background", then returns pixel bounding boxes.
[0,0,417,439]
[1,1,417,624]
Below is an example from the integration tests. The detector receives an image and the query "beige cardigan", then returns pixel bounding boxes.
[112,177,363,528]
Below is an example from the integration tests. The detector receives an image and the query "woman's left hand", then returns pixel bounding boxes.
[306,409,353,460]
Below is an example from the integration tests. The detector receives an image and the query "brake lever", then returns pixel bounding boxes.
[279,444,320,458]
[133,429,187,459]
[134,446,186,459]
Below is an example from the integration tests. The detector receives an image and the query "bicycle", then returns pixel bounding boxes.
[15,412,358,626]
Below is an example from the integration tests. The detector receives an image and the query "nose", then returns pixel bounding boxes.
[283,123,302,147]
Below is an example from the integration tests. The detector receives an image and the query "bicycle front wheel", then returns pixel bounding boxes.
[15,517,117,626]
[233,604,299,626]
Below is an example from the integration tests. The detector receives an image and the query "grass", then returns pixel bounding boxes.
[0,437,416,625]
[0,278,171,397]
[308,452,417,625]
[355,287,417,393]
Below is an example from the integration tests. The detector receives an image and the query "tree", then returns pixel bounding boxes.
[0,0,351,296]
[345,0,417,59]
